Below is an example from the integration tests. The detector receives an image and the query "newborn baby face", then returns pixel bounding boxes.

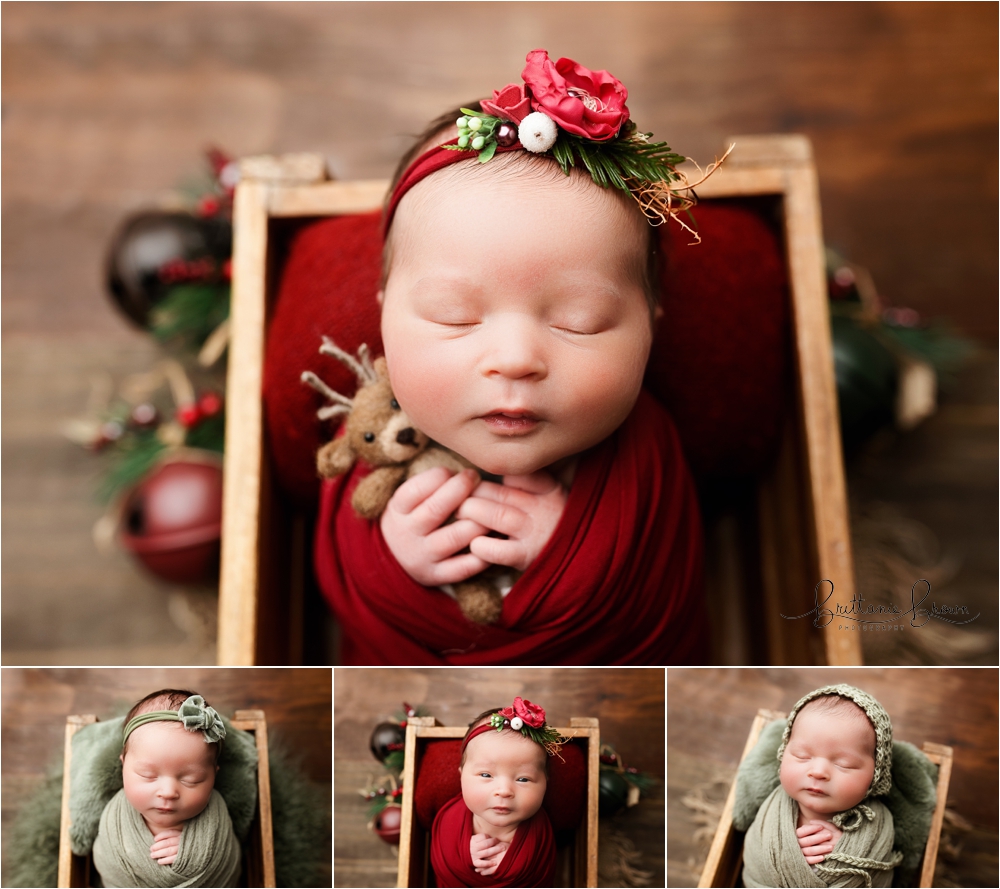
[121,722,218,832]
[779,703,876,819]
[381,167,653,476]
[460,728,547,837]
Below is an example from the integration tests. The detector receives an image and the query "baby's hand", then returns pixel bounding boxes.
[796,819,843,864]
[455,472,567,572]
[150,828,183,866]
[380,467,491,586]
[470,832,508,875]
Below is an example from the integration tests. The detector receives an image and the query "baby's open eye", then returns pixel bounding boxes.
[478,772,492,778]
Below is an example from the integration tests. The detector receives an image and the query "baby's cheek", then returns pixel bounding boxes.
[777,757,797,795]
[386,354,464,434]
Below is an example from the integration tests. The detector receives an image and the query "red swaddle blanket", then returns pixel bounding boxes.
[315,388,707,665]
[430,793,556,888]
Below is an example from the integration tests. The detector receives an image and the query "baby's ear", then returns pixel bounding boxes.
[376,289,384,305]
[119,753,124,764]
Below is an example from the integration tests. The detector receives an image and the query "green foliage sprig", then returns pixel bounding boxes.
[550,124,687,193]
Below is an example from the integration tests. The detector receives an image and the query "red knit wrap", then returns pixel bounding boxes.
[430,793,556,888]
[314,389,707,665]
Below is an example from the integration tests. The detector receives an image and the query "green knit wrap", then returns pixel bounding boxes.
[92,788,241,888]
[743,786,903,888]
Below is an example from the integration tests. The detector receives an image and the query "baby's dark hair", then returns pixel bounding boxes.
[122,688,224,764]
[384,102,662,321]
[796,694,876,757]
[459,707,549,775]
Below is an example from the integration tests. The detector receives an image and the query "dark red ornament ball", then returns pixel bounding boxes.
[374,804,402,845]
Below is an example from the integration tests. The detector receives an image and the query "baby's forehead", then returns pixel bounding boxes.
[792,698,875,744]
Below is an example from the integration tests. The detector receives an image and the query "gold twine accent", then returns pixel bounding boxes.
[626,142,735,244]
[198,317,230,367]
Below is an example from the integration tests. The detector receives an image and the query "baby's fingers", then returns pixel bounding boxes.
[389,467,455,514]
[404,469,481,534]
[796,822,828,839]
[427,552,491,586]
[457,495,528,538]
[470,535,528,570]
[425,518,489,561]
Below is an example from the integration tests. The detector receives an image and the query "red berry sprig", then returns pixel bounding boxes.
[176,392,224,429]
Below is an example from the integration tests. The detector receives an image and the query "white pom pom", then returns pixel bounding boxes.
[517,112,558,153]
[510,716,524,731]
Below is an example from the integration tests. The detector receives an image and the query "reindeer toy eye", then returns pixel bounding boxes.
[363,432,375,443]
[390,398,400,410]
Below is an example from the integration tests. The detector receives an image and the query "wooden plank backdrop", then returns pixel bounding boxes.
[334,667,665,888]
[2,1,996,665]
[0,668,332,887]
[667,668,998,888]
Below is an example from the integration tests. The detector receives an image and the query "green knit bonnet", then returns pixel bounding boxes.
[776,684,893,798]
[121,694,226,751]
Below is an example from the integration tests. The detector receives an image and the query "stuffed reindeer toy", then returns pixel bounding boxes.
[302,338,505,625]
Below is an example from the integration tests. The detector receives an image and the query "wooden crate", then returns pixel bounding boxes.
[57,710,276,888]
[698,708,954,888]
[395,716,600,888]
[217,134,861,666]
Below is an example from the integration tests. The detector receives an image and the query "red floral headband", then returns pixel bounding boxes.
[384,49,729,241]
[461,697,565,758]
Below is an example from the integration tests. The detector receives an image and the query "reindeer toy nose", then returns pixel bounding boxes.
[396,427,416,446]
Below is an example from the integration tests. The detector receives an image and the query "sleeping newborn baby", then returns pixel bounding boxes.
[430,698,559,887]
[742,684,904,888]
[92,690,241,888]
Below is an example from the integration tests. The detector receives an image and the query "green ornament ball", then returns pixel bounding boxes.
[598,770,629,816]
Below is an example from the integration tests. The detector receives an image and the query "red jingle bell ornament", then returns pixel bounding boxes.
[373,804,402,845]
[118,456,223,584]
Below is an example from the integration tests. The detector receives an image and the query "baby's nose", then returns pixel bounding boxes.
[157,780,181,798]
[480,321,547,381]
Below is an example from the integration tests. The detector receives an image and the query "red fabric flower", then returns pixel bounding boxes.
[480,83,532,124]
[512,697,546,728]
[498,705,515,719]
[521,49,629,141]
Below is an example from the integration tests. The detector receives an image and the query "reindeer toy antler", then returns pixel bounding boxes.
[301,339,431,519]
[302,337,506,625]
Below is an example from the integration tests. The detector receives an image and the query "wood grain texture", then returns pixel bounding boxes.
[668,668,997,887]
[218,181,271,666]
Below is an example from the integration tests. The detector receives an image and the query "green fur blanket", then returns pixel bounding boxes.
[5,720,328,888]
[732,719,938,888]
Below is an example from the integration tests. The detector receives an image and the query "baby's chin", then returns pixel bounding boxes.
[449,439,572,478]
